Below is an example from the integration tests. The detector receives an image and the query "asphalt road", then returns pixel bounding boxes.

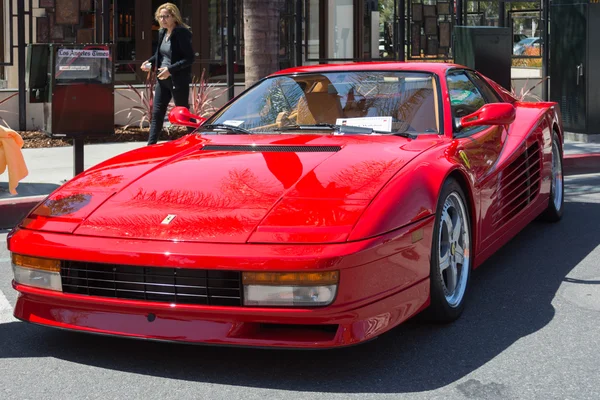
[1,173,599,400]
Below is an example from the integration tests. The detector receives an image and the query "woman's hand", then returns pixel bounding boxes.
[157,67,171,80]
[140,61,152,72]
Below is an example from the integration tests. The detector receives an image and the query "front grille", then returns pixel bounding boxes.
[202,145,342,153]
[61,261,243,306]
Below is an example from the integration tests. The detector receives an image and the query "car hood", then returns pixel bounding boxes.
[53,134,437,243]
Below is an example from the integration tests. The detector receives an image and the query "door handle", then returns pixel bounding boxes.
[576,64,584,85]
[195,52,199,56]
[142,31,145,40]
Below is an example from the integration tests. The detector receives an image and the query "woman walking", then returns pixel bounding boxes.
[141,3,194,145]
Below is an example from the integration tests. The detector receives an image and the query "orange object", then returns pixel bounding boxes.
[0,125,29,195]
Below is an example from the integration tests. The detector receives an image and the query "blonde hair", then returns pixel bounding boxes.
[155,3,190,29]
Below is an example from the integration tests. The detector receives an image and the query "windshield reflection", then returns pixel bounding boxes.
[210,71,439,135]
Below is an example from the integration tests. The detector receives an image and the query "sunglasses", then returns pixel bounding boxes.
[158,14,172,20]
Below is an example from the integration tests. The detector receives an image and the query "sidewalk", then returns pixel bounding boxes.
[562,140,600,176]
[1,141,144,229]
[2,138,600,229]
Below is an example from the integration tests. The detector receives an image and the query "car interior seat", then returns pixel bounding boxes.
[296,81,343,125]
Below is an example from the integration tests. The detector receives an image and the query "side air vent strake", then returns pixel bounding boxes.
[201,145,342,153]
[492,142,542,229]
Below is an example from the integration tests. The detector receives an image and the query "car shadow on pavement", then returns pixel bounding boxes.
[1,198,599,394]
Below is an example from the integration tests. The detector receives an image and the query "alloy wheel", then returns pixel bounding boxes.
[437,192,471,307]
[552,141,563,211]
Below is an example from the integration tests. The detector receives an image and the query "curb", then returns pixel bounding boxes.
[0,195,46,230]
[564,153,600,176]
[564,132,600,143]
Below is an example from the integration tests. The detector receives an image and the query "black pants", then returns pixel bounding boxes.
[148,77,190,145]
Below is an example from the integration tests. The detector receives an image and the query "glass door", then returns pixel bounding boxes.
[361,0,397,59]
[306,0,355,61]
[113,0,141,82]
[550,3,587,132]
[306,0,400,62]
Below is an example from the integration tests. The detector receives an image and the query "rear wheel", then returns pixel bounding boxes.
[541,132,564,222]
[428,178,472,322]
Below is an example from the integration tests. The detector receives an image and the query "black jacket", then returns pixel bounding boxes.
[147,25,195,89]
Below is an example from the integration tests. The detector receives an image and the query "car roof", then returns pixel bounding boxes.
[520,37,540,42]
[270,62,467,77]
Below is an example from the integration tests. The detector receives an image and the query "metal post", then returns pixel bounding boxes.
[102,0,111,43]
[295,0,303,66]
[542,0,549,100]
[73,138,85,176]
[398,0,405,61]
[498,1,505,27]
[227,0,235,100]
[95,0,102,43]
[456,0,463,26]
[17,0,26,131]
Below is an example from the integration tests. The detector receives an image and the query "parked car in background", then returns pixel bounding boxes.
[514,37,542,55]
[513,34,528,44]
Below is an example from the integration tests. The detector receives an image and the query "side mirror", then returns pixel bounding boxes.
[459,103,516,130]
[168,106,206,128]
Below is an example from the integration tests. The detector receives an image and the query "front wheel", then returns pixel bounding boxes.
[428,178,472,322]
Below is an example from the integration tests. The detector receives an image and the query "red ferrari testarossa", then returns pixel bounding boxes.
[8,62,564,348]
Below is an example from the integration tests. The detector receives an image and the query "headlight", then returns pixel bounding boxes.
[11,253,62,292]
[242,271,339,307]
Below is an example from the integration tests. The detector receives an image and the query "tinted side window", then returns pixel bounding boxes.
[447,72,486,119]
[467,71,502,103]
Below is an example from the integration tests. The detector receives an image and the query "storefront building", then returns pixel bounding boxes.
[1,0,583,131]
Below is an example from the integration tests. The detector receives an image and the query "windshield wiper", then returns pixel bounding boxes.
[275,124,377,134]
[274,123,338,131]
[390,131,418,140]
[275,124,417,139]
[199,124,252,135]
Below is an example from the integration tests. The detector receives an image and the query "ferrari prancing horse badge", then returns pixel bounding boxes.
[161,214,177,225]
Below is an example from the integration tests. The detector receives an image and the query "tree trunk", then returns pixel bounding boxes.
[243,0,284,89]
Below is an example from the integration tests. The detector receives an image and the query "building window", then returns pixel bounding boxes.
[306,0,354,61]
[114,0,137,82]
[362,0,396,59]
[327,0,354,59]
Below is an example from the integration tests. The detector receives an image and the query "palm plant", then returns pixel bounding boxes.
[116,70,173,129]
[511,76,549,102]
[190,69,227,118]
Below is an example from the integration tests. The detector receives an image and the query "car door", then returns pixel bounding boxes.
[446,70,508,248]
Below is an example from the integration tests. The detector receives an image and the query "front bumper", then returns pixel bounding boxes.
[9,217,433,348]
[13,279,429,348]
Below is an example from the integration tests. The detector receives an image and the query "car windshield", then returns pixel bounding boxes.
[208,71,440,135]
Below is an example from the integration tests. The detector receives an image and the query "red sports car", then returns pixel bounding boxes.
[8,62,564,348]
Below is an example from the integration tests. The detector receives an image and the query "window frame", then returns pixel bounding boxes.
[206,69,445,136]
[446,68,493,137]
[465,70,503,103]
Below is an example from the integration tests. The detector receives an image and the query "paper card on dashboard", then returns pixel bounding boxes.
[335,117,393,132]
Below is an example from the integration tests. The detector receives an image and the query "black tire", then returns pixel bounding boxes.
[427,178,473,323]
[540,132,564,222]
